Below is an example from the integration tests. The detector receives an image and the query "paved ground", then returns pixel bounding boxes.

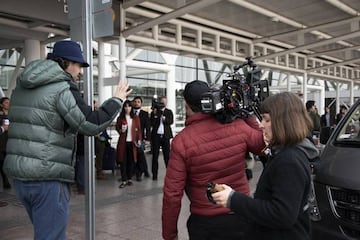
[0,153,263,240]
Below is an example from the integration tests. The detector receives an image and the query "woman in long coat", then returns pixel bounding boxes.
[116,100,142,188]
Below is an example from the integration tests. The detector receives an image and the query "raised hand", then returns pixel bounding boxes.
[114,80,132,101]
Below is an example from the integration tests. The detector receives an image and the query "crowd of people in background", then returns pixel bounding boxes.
[114,96,174,184]
[72,95,175,190]
[305,100,349,145]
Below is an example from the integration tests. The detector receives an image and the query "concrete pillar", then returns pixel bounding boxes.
[7,49,25,97]
[98,42,115,104]
[249,44,254,57]
[98,41,106,104]
[119,3,126,85]
[24,39,41,64]
[317,87,325,116]
[40,43,47,59]
[303,58,308,103]
[161,53,177,118]
[303,71,308,103]
[286,73,291,92]
[119,35,126,82]
[350,80,354,106]
[336,81,340,113]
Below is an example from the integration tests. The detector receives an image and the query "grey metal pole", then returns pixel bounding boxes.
[81,0,96,240]
[119,1,126,82]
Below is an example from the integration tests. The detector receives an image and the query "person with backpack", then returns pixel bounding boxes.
[212,92,319,240]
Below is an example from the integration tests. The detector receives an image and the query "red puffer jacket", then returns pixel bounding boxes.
[162,113,265,240]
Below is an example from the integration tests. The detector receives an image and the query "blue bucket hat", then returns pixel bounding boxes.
[47,40,89,67]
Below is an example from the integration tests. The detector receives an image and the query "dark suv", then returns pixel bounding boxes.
[312,99,360,239]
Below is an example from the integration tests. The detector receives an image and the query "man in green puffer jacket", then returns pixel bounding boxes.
[3,40,131,240]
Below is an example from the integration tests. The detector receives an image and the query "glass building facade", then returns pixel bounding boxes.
[1,46,359,132]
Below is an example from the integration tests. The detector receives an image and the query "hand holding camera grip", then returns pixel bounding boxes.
[206,182,224,204]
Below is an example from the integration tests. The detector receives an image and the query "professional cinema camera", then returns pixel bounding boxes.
[201,57,269,123]
[151,96,165,110]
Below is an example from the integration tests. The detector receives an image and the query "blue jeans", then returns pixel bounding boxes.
[13,179,70,240]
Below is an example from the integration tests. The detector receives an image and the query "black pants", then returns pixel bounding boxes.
[0,153,10,187]
[187,213,247,240]
[135,148,146,177]
[151,134,170,178]
[95,138,105,174]
[120,142,135,181]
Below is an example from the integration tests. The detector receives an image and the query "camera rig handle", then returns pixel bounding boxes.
[233,56,257,72]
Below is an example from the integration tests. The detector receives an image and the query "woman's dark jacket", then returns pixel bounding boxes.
[229,139,319,240]
[4,60,123,183]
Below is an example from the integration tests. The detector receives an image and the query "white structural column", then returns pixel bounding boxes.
[119,36,126,82]
[7,49,25,96]
[320,88,325,115]
[312,86,325,115]
[119,3,126,83]
[24,39,41,64]
[40,43,47,59]
[161,53,178,123]
[98,41,105,103]
[303,71,308,103]
[286,73,291,91]
[97,42,113,104]
[336,81,340,113]
[249,44,254,58]
[350,80,354,106]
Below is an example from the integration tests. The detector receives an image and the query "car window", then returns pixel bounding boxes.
[336,104,360,142]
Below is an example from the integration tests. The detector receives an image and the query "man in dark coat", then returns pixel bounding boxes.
[132,96,151,180]
[320,106,335,128]
[150,96,173,180]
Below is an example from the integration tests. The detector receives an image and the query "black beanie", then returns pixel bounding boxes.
[183,80,210,112]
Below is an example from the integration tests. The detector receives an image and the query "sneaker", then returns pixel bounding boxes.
[127,180,133,186]
[144,172,150,178]
[119,182,127,188]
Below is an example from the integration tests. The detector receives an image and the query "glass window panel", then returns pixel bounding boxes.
[134,50,165,63]
[175,56,197,67]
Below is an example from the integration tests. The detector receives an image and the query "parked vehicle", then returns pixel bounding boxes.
[312,99,360,239]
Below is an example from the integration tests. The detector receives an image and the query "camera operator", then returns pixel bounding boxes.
[162,80,265,240]
[150,96,173,180]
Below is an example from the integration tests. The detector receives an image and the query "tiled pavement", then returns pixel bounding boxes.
[0,153,262,240]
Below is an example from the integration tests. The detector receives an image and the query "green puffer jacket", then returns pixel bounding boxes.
[4,60,123,183]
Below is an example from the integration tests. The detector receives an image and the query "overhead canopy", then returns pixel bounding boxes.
[0,0,359,81]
